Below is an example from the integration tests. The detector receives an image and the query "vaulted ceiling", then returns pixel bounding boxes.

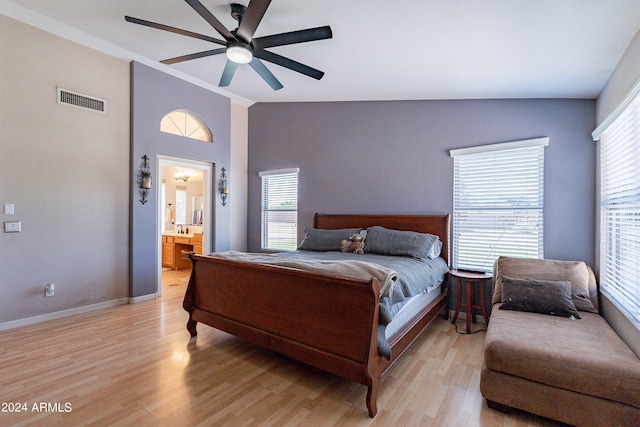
[3,0,640,105]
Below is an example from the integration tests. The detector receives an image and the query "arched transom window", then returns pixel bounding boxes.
[160,110,212,142]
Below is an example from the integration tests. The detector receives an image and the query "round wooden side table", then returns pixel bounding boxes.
[450,269,493,334]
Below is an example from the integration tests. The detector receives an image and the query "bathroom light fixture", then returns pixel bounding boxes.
[174,172,190,182]
[137,155,152,204]
[218,167,229,206]
[226,43,253,64]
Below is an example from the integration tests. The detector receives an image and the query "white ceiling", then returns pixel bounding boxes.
[3,0,640,106]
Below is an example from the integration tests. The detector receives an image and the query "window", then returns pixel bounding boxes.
[450,138,548,272]
[175,187,187,225]
[160,110,212,142]
[260,168,299,250]
[596,94,640,329]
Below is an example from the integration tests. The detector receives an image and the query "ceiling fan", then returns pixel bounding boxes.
[125,0,332,91]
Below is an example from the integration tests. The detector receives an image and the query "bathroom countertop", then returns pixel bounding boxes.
[162,231,202,239]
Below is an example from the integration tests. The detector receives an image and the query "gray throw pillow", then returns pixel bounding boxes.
[298,227,362,251]
[364,226,440,260]
[499,276,581,319]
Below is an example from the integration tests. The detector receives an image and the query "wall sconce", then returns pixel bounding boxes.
[137,154,152,205]
[218,167,229,206]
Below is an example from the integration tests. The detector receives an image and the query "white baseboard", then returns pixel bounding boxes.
[128,293,159,304]
[0,298,129,331]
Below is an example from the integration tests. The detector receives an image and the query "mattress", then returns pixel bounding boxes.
[384,288,443,344]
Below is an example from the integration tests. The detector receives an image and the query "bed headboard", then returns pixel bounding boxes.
[313,213,450,266]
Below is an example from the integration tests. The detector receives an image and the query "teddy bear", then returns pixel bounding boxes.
[340,233,365,255]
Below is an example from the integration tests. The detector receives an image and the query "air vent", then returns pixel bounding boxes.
[57,87,106,114]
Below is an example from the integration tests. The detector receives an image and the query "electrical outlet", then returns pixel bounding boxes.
[45,283,55,297]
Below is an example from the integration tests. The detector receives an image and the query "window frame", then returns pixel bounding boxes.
[450,137,549,272]
[160,110,212,142]
[259,168,299,251]
[595,94,640,330]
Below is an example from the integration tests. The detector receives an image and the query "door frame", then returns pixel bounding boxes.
[156,155,213,295]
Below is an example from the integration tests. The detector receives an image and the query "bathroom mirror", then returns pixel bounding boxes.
[192,196,204,225]
[161,164,205,228]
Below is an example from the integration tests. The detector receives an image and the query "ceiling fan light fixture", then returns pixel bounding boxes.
[226,44,253,64]
[125,0,332,91]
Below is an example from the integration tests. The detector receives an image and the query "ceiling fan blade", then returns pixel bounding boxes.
[161,48,226,65]
[125,16,226,46]
[185,0,235,41]
[249,58,283,91]
[252,26,332,50]
[254,50,324,80]
[237,0,271,42]
[219,60,239,87]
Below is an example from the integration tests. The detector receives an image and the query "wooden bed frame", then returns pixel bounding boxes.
[183,213,450,417]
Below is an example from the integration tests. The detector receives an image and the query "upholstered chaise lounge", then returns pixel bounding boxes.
[480,256,640,427]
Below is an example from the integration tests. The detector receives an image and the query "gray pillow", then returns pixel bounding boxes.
[364,226,440,260]
[499,277,581,319]
[298,227,362,251]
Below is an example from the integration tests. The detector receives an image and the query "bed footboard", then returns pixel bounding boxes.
[183,253,383,416]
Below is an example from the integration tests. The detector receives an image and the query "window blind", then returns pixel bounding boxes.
[260,169,299,250]
[599,94,640,329]
[451,139,547,272]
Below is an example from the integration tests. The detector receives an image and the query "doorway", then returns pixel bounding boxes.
[157,155,213,295]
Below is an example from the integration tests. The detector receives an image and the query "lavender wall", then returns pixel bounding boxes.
[248,99,596,267]
[131,62,231,298]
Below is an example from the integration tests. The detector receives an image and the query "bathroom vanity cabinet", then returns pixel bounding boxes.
[162,233,203,270]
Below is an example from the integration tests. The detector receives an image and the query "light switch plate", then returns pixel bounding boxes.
[4,221,21,233]
[4,204,14,215]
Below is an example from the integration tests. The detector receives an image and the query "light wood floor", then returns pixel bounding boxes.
[0,269,567,427]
